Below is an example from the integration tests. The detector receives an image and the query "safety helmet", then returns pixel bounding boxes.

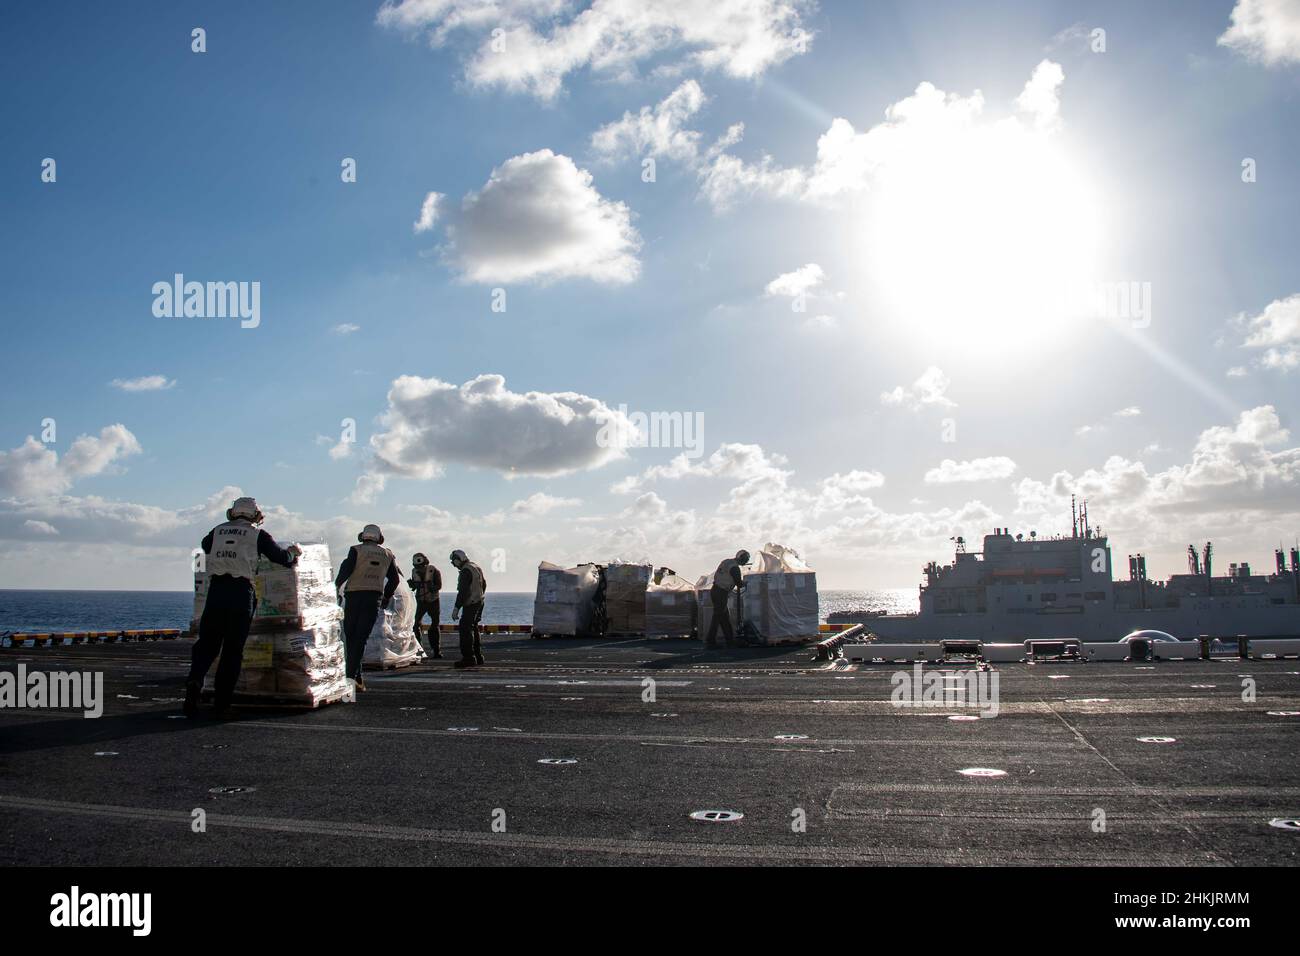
[227,496,263,524]
[358,523,384,544]
[735,549,751,565]
[412,552,428,565]
[449,549,467,565]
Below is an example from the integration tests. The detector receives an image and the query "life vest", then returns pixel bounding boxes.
[712,557,742,590]
[463,562,486,605]
[206,519,260,581]
[346,542,394,592]
[411,564,439,599]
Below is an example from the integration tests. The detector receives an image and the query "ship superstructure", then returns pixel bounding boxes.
[830,499,1300,641]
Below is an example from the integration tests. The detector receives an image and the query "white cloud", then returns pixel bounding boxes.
[1219,0,1300,65]
[880,366,956,411]
[23,519,58,535]
[764,262,825,298]
[510,491,582,516]
[0,425,142,498]
[359,373,635,501]
[378,0,813,100]
[1014,406,1300,544]
[924,456,1017,484]
[110,375,175,392]
[591,79,708,164]
[612,442,788,493]
[1014,59,1065,132]
[431,149,640,284]
[413,191,443,233]
[1114,406,1142,418]
[333,323,361,335]
[1238,293,1300,371]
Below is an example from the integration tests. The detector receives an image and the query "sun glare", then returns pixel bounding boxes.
[863,118,1105,356]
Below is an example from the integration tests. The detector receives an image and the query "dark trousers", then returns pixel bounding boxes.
[413,599,440,653]
[342,591,382,680]
[189,592,255,707]
[705,586,735,645]
[458,602,484,662]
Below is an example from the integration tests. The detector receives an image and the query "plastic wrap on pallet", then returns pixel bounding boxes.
[364,585,423,668]
[604,562,651,634]
[193,542,339,633]
[532,562,600,635]
[207,619,350,705]
[740,543,819,645]
[645,572,697,637]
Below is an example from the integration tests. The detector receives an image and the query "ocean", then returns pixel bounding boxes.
[0,588,916,634]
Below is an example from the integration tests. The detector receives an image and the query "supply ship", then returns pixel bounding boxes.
[829,499,1300,641]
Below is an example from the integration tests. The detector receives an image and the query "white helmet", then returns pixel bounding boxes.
[359,523,384,544]
[227,496,263,523]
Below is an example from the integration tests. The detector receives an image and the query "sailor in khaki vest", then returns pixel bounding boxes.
[450,549,487,667]
[407,552,443,659]
[186,496,301,718]
[705,549,750,648]
[334,524,400,691]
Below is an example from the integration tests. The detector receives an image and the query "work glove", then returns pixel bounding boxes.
[336,592,344,608]
[452,607,461,622]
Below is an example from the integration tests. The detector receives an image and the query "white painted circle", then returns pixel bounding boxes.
[690,810,744,822]
[1267,711,1300,717]
[774,734,808,740]
[94,751,118,756]
[447,726,479,732]
[506,684,527,689]
[1072,698,1111,703]
[537,758,577,765]
[1048,675,1070,680]
[948,715,980,722]
[1190,684,1216,689]
[958,767,1006,777]
[1268,818,1300,830]
[208,786,256,795]
[560,697,583,701]
[1137,736,1176,744]
[650,713,678,718]
[400,706,425,711]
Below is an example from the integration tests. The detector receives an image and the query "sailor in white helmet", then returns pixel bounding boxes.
[705,549,750,648]
[334,524,401,691]
[449,549,487,667]
[185,497,301,717]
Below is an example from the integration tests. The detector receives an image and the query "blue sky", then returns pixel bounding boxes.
[2,0,1299,591]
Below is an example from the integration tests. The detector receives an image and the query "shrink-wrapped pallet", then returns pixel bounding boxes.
[740,543,819,645]
[645,571,697,637]
[198,543,352,706]
[604,562,651,635]
[364,585,423,668]
[532,562,600,636]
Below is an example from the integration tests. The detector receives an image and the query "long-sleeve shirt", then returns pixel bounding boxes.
[335,546,401,604]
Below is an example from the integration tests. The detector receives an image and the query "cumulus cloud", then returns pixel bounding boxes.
[1219,0,1300,65]
[1014,405,1300,546]
[925,457,1018,484]
[357,374,635,501]
[377,0,813,100]
[591,79,709,164]
[413,191,443,233]
[612,442,789,494]
[23,519,58,535]
[110,375,175,392]
[428,150,640,284]
[0,425,142,498]
[333,323,361,335]
[1014,59,1065,131]
[880,366,956,411]
[764,263,825,298]
[1237,293,1300,371]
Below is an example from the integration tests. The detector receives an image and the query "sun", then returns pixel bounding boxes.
[861,116,1105,357]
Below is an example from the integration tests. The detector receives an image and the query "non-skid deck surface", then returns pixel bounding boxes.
[2,636,1298,865]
